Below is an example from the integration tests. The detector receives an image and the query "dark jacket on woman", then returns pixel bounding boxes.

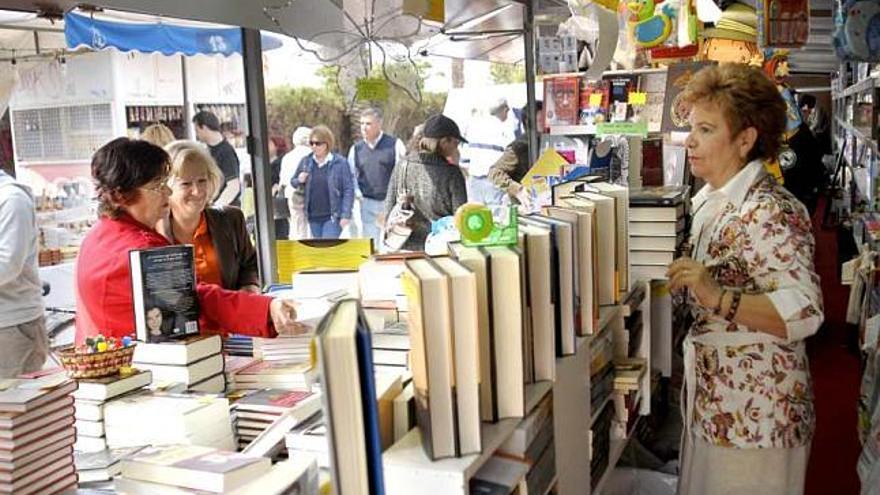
[204,207,260,289]
[159,206,259,291]
[384,152,468,251]
[292,153,355,222]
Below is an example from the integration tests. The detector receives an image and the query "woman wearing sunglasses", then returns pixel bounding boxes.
[290,125,354,239]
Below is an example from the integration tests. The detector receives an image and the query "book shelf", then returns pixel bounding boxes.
[832,67,879,210]
[383,381,553,495]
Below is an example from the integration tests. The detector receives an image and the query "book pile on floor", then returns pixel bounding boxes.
[497,391,557,495]
[104,391,236,451]
[73,369,153,453]
[233,388,321,457]
[253,335,312,362]
[628,186,688,281]
[115,444,319,494]
[133,335,226,393]
[0,375,79,494]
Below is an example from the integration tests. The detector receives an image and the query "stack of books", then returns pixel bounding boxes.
[628,186,689,281]
[370,326,410,372]
[133,335,226,393]
[497,392,557,495]
[0,375,79,494]
[232,389,321,455]
[73,369,153,453]
[224,355,258,390]
[116,444,319,494]
[224,335,254,357]
[285,414,329,469]
[252,335,312,362]
[74,445,144,484]
[232,359,312,391]
[104,392,236,451]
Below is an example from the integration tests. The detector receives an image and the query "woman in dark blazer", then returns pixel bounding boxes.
[158,140,260,293]
[290,125,354,239]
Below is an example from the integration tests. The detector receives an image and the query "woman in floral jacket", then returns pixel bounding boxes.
[667,64,823,494]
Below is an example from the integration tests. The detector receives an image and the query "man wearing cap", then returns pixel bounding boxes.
[488,101,544,210]
[461,97,515,205]
[347,108,407,245]
[384,114,468,251]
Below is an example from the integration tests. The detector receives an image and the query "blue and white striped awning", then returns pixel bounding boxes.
[64,11,282,56]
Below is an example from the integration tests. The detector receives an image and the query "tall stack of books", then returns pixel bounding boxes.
[233,389,321,455]
[628,186,689,281]
[116,444,319,494]
[104,392,236,451]
[73,369,153,453]
[0,375,79,494]
[133,335,225,393]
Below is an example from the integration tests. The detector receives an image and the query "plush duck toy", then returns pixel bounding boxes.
[628,0,674,48]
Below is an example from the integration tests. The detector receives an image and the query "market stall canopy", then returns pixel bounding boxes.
[64,11,282,56]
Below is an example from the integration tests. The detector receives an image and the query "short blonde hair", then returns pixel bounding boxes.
[681,63,786,162]
[310,125,336,151]
[164,140,224,200]
[141,123,176,148]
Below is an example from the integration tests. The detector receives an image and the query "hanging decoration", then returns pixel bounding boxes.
[567,0,621,79]
[700,2,762,64]
[833,0,880,61]
[262,0,427,107]
[627,0,674,48]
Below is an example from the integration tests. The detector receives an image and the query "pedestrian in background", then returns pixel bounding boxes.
[291,126,354,239]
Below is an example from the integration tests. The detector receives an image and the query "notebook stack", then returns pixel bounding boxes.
[252,335,312,362]
[233,389,321,456]
[133,335,226,393]
[73,369,153,453]
[116,444,319,494]
[104,392,236,451]
[628,186,689,281]
[0,375,79,494]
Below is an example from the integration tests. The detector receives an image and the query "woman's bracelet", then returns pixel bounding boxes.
[712,289,727,315]
[725,290,743,321]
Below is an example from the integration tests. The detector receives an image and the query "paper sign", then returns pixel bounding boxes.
[356,78,389,102]
[589,93,604,107]
[629,92,647,105]
[597,121,648,137]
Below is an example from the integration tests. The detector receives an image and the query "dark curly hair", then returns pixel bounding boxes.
[91,138,170,218]
[681,63,787,162]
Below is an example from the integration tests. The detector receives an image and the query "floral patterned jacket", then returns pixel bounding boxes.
[686,160,823,449]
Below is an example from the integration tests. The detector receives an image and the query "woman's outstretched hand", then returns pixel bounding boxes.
[270,299,310,336]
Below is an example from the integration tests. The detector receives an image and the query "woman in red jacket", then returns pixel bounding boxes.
[75,138,301,343]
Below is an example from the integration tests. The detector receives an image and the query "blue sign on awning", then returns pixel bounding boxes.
[64,12,282,56]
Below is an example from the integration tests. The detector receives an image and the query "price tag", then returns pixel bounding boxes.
[588,93,603,107]
[628,92,647,105]
[356,78,389,102]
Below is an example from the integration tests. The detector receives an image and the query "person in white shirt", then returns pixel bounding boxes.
[0,170,48,378]
[461,97,514,205]
[280,127,312,239]
[347,108,406,244]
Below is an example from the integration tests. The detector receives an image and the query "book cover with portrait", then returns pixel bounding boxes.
[129,245,200,343]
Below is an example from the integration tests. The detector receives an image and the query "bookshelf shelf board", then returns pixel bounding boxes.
[383,420,519,493]
[593,436,628,494]
[599,304,622,333]
[549,124,596,136]
[383,382,551,494]
[543,67,668,80]
[836,117,878,152]
[590,395,613,428]
[525,381,553,416]
[834,76,880,100]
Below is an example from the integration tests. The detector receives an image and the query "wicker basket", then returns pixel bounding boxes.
[57,344,137,379]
